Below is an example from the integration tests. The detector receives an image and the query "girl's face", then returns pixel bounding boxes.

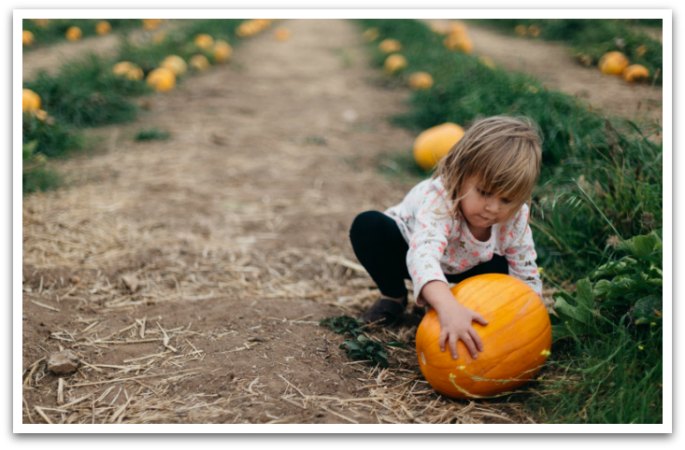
[458,176,519,234]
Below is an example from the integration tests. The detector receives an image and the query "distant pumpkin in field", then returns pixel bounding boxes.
[22,89,41,113]
[448,22,468,37]
[363,27,379,42]
[142,19,163,31]
[384,54,407,74]
[623,64,650,83]
[161,55,188,76]
[378,38,402,53]
[22,30,34,46]
[65,26,82,41]
[599,51,629,76]
[408,71,434,90]
[190,54,211,71]
[194,33,214,50]
[95,21,111,35]
[443,31,473,54]
[213,40,233,63]
[527,24,541,37]
[112,61,144,81]
[146,67,176,92]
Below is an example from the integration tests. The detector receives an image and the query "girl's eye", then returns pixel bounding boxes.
[477,188,491,197]
[501,197,512,205]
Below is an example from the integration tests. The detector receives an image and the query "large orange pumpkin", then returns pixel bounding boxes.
[415,274,552,399]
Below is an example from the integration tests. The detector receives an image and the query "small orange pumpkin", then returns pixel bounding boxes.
[412,122,465,171]
[23,30,34,46]
[22,89,41,113]
[384,54,407,74]
[142,19,163,31]
[189,54,211,71]
[213,40,233,63]
[65,26,82,41]
[161,55,187,76]
[146,67,176,92]
[378,38,402,53]
[598,51,629,76]
[623,64,650,83]
[408,71,434,90]
[415,274,552,399]
[443,32,473,54]
[194,33,214,50]
[95,21,112,35]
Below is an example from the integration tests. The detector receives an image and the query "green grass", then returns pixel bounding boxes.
[357,18,664,424]
[473,19,663,85]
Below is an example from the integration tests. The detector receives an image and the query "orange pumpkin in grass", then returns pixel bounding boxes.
[96,21,111,35]
[22,89,41,113]
[599,51,629,76]
[378,38,402,53]
[408,72,434,90]
[623,64,650,83]
[412,122,464,171]
[146,67,176,92]
[23,30,34,46]
[384,54,407,74]
[415,274,552,399]
[213,40,233,63]
[65,26,82,41]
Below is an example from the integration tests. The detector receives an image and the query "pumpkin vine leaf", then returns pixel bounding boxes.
[340,335,389,368]
[319,314,401,368]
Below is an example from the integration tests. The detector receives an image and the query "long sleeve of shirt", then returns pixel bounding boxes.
[404,183,453,301]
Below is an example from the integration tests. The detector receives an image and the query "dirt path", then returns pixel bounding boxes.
[21,19,664,425]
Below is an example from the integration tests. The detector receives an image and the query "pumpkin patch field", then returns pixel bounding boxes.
[20,18,665,426]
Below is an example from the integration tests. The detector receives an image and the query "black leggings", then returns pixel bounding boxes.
[349,210,508,299]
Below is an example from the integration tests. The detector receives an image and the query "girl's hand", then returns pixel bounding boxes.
[436,300,488,360]
[419,280,488,360]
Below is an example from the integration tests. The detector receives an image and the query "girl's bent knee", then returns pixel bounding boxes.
[350,210,386,237]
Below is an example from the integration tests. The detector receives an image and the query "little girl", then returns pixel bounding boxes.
[349,115,543,361]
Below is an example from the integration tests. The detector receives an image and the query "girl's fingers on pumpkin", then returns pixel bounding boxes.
[472,312,488,326]
[448,334,459,360]
[461,332,478,359]
[469,328,484,352]
[439,329,448,353]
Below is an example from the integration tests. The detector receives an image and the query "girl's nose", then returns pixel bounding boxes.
[485,199,500,213]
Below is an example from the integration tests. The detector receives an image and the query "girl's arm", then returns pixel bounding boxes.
[420,280,488,360]
[503,205,543,296]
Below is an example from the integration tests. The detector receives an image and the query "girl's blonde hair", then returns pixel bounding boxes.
[434,115,542,218]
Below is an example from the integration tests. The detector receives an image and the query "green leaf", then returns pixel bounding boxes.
[618,233,662,259]
[554,296,591,325]
[575,278,595,308]
[320,315,363,336]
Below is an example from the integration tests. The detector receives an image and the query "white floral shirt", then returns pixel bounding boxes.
[385,177,542,305]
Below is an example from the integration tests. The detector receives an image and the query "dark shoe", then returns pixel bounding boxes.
[360,297,407,325]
